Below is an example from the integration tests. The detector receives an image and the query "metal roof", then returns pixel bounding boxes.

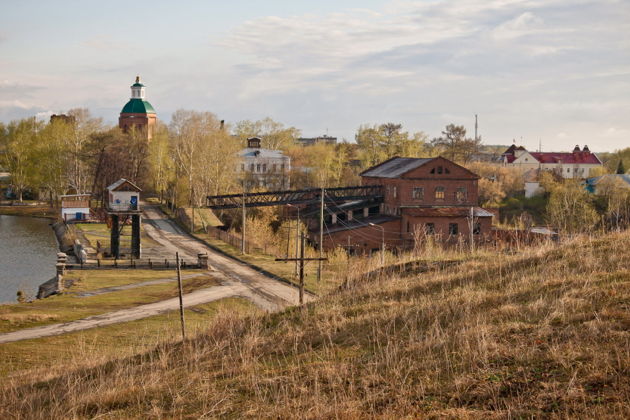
[360,157,433,178]
[106,178,142,192]
[121,98,156,114]
[239,148,288,159]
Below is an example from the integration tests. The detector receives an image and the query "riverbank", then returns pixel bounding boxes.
[0,202,57,219]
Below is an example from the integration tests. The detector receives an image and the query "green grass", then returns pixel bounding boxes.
[0,298,256,377]
[0,269,218,334]
[74,222,161,250]
[0,204,57,219]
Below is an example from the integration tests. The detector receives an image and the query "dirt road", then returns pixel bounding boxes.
[0,205,308,344]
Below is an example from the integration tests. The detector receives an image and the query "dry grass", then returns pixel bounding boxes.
[1,231,629,418]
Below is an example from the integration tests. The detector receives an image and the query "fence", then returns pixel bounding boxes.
[65,257,203,270]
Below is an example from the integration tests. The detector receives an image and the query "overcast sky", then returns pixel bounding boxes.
[1,0,629,152]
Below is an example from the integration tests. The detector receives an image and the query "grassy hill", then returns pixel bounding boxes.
[2,231,629,418]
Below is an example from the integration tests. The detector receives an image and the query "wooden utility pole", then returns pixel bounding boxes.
[468,206,475,253]
[276,233,327,306]
[317,187,325,282]
[241,186,246,254]
[176,252,186,341]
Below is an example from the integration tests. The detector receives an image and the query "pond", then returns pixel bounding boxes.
[0,215,58,304]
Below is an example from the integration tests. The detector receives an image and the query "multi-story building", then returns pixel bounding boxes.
[237,137,290,190]
[501,145,602,179]
[320,156,494,253]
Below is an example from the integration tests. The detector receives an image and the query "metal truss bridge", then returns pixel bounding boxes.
[206,185,383,210]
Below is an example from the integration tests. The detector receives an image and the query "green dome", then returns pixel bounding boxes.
[121,98,156,114]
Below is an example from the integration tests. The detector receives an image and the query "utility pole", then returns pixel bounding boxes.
[241,184,246,254]
[474,114,478,141]
[176,252,186,341]
[369,223,385,267]
[276,233,327,306]
[317,187,325,282]
[287,203,300,276]
[468,207,475,253]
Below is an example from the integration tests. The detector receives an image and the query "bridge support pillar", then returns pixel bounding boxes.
[110,214,120,258]
[131,214,141,258]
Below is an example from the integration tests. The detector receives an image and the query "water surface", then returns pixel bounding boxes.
[0,215,58,303]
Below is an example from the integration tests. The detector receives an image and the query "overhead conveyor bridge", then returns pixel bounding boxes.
[206,185,383,210]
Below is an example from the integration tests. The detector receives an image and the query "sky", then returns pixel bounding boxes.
[1,0,629,152]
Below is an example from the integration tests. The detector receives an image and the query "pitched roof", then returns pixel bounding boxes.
[239,148,288,159]
[360,157,433,178]
[528,152,601,165]
[106,178,142,192]
[586,174,630,187]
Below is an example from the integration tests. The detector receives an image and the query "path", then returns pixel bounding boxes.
[0,278,275,344]
[141,204,309,308]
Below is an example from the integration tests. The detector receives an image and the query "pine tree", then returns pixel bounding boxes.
[616,159,626,174]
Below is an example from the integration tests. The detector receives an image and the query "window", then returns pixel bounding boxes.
[425,223,435,234]
[262,164,267,173]
[412,187,424,200]
[437,166,443,174]
[435,186,445,200]
[256,164,261,172]
[249,164,255,172]
[430,166,450,174]
[281,164,285,172]
[455,187,467,202]
[449,223,458,235]
[473,222,481,235]
[393,186,397,198]
[273,164,277,172]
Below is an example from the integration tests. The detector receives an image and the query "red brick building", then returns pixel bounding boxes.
[119,76,157,140]
[320,156,493,253]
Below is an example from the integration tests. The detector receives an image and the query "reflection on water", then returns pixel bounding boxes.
[0,215,58,303]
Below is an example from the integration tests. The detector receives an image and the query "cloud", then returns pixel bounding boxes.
[0,80,44,96]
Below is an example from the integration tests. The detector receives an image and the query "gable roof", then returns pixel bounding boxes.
[586,174,630,187]
[106,178,142,192]
[360,157,433,178]
[529,152,602,165]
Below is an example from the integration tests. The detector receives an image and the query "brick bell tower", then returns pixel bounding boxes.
[119,76,157,140]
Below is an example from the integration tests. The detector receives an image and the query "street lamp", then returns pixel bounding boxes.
[286,203,300,276]
[369,222,385,267]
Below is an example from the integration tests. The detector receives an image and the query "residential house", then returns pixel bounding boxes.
[501,145,602,179]
[237,137,291,190]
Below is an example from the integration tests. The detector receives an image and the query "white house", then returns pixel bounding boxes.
[60,194,91,221]
[236,137,291,190]
[502,145,602,179]
[106,179,142,212]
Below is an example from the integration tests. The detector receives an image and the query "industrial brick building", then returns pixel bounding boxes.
[319,156,493,253]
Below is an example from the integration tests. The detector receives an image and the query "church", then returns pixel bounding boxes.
[119,76,157,140]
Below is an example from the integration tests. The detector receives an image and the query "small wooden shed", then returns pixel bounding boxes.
[60,194,91,221]
[106,179,142,212]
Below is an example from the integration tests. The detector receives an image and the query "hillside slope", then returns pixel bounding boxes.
[2,232,629,418]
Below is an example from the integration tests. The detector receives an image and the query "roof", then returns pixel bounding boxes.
[528,152,601,165]
[360,157,433,178]
[586,174,630,187]
[239,148,288,159]
[321,215,400,234]
[503,147,602,165]
[121,98,155,114]
[106,178,142,192]
[60,194,91,199]
[402,207,494,218]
